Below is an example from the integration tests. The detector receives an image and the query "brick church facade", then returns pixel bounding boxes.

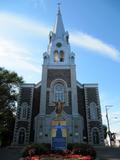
[12,7,104,146]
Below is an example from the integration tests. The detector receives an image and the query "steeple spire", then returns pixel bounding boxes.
[45,4,74,66]
[53,3,65,38]
[57,2,61,13]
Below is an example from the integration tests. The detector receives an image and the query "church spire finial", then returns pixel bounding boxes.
[57,2,61,14]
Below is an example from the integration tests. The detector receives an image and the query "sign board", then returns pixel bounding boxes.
[52,137,67,150]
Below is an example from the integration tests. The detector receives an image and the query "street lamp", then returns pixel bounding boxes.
[105,105,112,146]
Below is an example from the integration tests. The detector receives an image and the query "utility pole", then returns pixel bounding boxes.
[105,105,112,146]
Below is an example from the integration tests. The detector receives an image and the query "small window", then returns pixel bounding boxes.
[60,51,64,62]
[54,50,59,62]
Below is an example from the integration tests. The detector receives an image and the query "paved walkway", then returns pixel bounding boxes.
[0,146,120,160]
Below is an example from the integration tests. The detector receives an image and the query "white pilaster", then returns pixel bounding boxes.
[40,65,48,115]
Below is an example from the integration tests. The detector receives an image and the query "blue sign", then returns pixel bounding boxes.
[51,127,67,150]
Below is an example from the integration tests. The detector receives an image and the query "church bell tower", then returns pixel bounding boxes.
[34,6,83,144]
[40,6,78,116]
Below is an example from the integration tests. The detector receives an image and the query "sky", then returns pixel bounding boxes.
[0,0,120,133]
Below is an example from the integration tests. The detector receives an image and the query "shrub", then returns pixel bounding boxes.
[67,143,74,150]
[21,143,96,159]
[22,143,51,157]
[67,143,96,159]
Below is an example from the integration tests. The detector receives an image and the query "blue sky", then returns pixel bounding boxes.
[0,0,120,133]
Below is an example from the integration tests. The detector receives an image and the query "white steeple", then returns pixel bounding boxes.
[43,5,75,66]
[53,4,65,39]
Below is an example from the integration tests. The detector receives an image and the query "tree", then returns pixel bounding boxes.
[103,124,107,139]
[0,67,23,146]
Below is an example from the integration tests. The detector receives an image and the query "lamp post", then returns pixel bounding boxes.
[105,105,112,146]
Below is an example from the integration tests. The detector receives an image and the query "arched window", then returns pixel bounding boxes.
[71,56,74,63]
[18,129,25,144]
[49,79,68,106]
[90,102,98,120]
[49,35,52,43]
[92,128,99,144]
[54,50,59,62]
[60,51,64,62]
[54,83,64,102]
[66,35,69,44]
[20,102,28,120]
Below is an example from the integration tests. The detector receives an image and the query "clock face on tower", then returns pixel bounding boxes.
[56,42,62,48]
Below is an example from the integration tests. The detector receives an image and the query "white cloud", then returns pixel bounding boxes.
[0,38,41,74]
[70,32,120,62]
[0,11,120,65]
[0,12,49,37]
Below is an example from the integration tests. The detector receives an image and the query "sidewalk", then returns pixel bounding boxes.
[95,146,120,160]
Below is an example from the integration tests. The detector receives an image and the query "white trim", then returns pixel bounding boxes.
[84,84,98,88]
[35,81,41,88]
[44,65,75,69]
[70,66,78,116]
[20,84,35,88]
[77,81,83,88]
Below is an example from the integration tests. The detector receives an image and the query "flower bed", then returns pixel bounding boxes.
[19,143,96,160]
[20,155,92,160]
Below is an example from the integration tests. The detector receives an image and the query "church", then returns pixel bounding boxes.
[13,7,104,147]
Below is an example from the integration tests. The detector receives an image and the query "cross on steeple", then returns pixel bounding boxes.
[57,2,61,13]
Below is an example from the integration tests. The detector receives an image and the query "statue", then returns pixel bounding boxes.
[54,101,64,117]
